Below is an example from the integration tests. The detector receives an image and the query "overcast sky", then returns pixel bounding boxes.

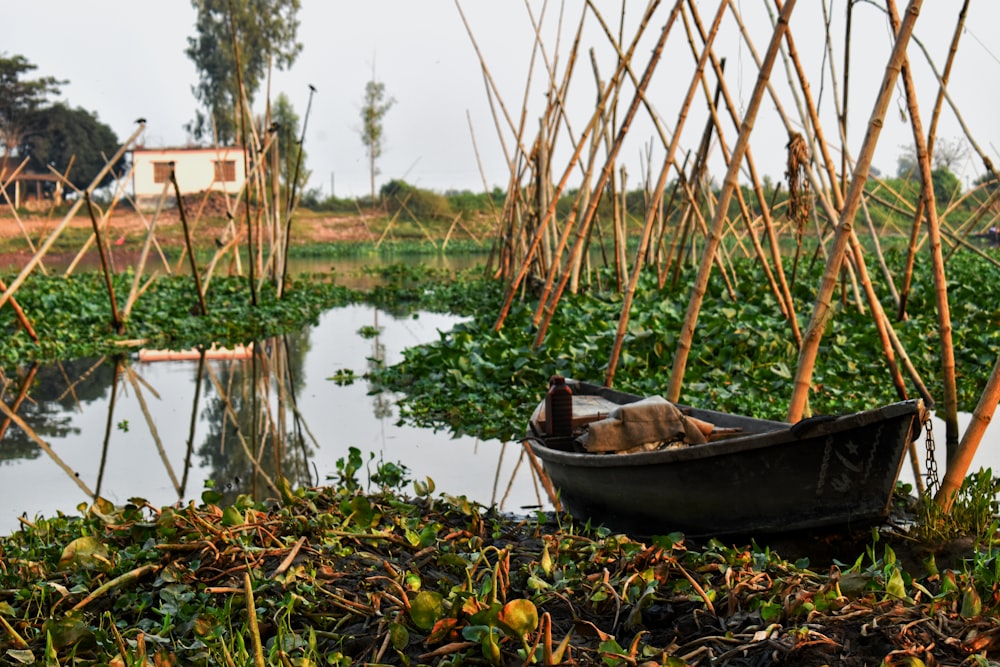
[8,2,1000,199]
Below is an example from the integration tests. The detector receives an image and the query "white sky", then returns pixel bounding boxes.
[8,2,1000,198]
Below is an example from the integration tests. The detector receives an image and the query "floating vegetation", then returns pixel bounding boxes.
[1,472,999,665]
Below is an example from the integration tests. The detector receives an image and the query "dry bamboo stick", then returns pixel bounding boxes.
[936,353,1000,512]
[886,0,959,459]
[606,0,732,382]
[203,361,282,498]
[0,276,38,343]
[170,166,210,316]
[924,1,970,168]
[664,0,797,401]
[786,0,923,423]
[123,181,172,321]
[94,358,123,499]
[83,192,123,333]
[772,0,842,210]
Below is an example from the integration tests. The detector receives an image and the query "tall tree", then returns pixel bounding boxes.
[186,0,302,145]
[0,54,63,165]
[360,77,394,201]
[24,104,123,191]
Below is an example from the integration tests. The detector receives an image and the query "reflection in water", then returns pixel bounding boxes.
[0,306,551,533]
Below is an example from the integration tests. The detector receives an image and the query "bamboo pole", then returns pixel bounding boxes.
[0,276,38,343]
[170,166,209,317]
[664,0,798,401]
[936,354,1000,512]
[0,157,47,271]
[786,0,923,423]
[83,192,123,333]
[94,358,123,499]
[886,0,959,460]
[60,162,133,277]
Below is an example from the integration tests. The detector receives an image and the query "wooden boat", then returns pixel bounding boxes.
[526,380,925,538]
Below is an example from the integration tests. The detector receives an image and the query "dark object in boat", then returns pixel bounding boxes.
[526,380,924,538]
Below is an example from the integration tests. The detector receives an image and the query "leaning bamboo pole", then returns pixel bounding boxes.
[664,0,797,401]
[786,0,923,423]
[0,276,37,343]
[170,168,210,317]
[936,354,1000,512]
[84,192,123,333]
[886,0,959,459]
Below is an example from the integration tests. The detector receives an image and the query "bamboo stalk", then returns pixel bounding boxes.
[936,354,1000,512]
[0,276,38,343]
[84,192,123,333]
[681,6,791,324]
[170,166,210,316]
[94,358,123,499]
[886,0,959,459]
[665,0,798,401]
[786,0,923,423]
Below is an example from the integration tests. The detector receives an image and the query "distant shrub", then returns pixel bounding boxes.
[300,188,358,213]
[381,180,453,221]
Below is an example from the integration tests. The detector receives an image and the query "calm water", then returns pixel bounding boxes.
[0,305,552,534]
[1,247,997,533]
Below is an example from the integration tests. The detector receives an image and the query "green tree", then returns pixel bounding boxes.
[0,54,63,164]
[360,78,394,201]
[25,104,122,190]
[931,166,961,207]
[270,92,308,193]
[186,0,302,145]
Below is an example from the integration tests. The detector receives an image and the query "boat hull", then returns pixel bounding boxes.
[527,382,921,538]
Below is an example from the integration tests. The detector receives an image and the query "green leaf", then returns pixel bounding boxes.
[409,591,444,631]
[961,586,982,618]
[221,506,245,527]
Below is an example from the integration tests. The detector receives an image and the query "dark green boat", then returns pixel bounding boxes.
[527,380,925,538]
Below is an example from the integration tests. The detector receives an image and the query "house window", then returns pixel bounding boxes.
[153,162,172,184]
[214,160,236,182]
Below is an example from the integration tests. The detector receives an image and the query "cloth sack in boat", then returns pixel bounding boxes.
[578,395,707,453]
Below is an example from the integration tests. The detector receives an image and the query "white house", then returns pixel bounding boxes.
[130,146,247,211]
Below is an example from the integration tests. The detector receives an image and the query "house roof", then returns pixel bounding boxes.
[131,146,244,155]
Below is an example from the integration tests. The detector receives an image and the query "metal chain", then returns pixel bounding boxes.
[924,417,940,496]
